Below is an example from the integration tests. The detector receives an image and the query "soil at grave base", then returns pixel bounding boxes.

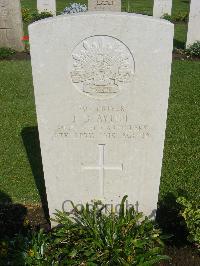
[159,245,200,266]
[0,51,30,61]
[173,52,200,62]
[0,203,50,237]
[26,204,50,230]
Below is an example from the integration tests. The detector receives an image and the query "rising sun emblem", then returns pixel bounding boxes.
[70,36,135,99]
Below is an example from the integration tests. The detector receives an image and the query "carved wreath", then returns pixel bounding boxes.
[71,36,134,95]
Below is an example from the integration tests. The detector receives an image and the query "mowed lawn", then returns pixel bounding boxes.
[20,0,190,49]
[20,0,191,71]
[20,0,190,14]
[0,59,200,205]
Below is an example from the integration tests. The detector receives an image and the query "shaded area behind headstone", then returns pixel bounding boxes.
[21,126,49,224]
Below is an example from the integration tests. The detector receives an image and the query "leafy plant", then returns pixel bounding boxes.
[0,230,52,265]
[21,8,53,23]
[51,196,169,265]
[0,47,16,59]
[21,8,32,23]
[162,12,188,23]
[23,230,51,265]
[177,197,200,250]
[162,13,172,22]
[32,11,53,22]
[0,197,170,265]
[186,41,200,57]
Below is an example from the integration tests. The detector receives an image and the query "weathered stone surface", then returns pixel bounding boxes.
[0,0,24,51]
[88,0,121,11]
[187,0,200,47]
[37,0,56,15]
[29,13,173,220]
[153,0,172,18]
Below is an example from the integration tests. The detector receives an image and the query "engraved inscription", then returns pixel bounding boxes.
[0,0,8,25]
[41,0,50,7]
[0,0,24,51]
[97,0,113,6]
[71,36,135,99]
[55,105,150,141]
[0,0,10,45]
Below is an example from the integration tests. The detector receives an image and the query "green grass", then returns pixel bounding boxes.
[20,0,190,15]
[172,0,190,16]
[0,60,200,206]
[174,23,188,49]
[21,0,36,12]
[0,61,39,204]
[125,0,190,15]
[160,60,200,203]
[20,1,189,48]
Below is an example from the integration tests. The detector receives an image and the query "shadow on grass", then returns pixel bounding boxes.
[174,38,186,50]
[21,126,49,223]
[0,191,27,238]
[0,191,27,264]
[156,191,188,246]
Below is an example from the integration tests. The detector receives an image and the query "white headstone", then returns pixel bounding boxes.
[29,13,173,220]
[88,0,121,11]
[37,0,56,15]
[153,0,172,18]
[0,0,24,51]
[186,0,200,47]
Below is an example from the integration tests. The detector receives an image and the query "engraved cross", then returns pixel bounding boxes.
[82,144,123,198]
